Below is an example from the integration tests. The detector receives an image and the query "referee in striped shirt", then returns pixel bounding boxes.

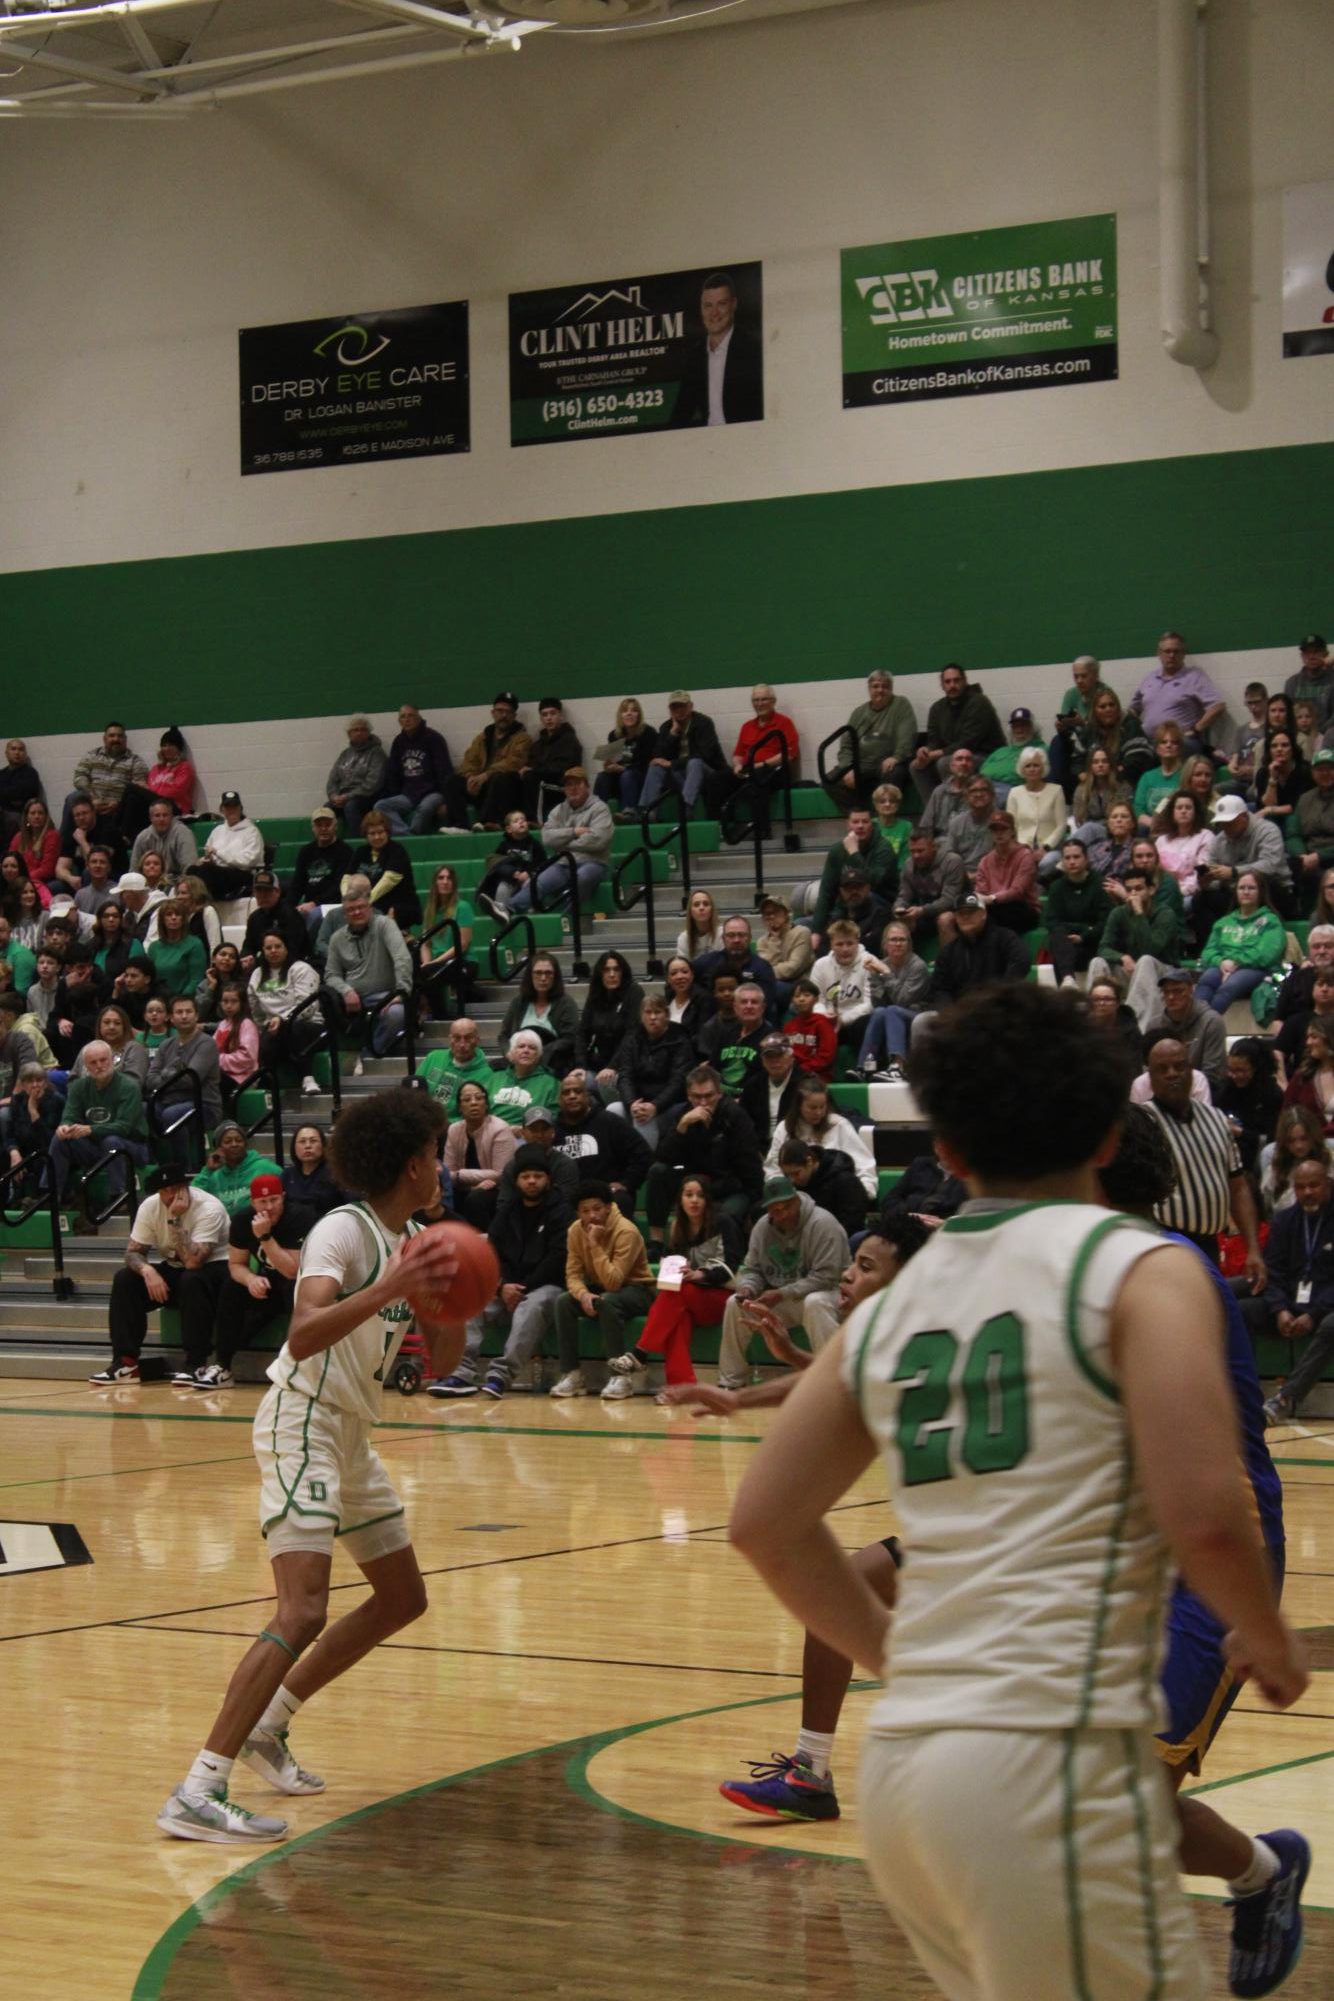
[1142,1034,1267,1289]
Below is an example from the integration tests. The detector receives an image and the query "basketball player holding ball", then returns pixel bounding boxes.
[158,1090,497,1844]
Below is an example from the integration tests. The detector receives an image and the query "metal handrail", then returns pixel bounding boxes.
[0,1151,74,1299]
[144,1065,208,1170]
[615,790,693,978]
[817,719,861,795]
[722,725,800,901]
[486,910,536,984]
[272,986,341,1118]
[415,914,467,1024]
[70,1147,143,1230]
[532,849,591,981]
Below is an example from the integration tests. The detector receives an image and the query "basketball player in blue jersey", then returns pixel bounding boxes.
[729,985,1308,2001]
[157,1091,465,1845]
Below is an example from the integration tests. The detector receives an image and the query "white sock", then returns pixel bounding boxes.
[185,1750,233,1800]
[258,1686,303,1735]
[1228,1837,1281,1898]
[794,1728,836,1779]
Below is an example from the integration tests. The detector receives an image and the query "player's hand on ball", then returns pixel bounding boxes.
[394,1222,499,1324]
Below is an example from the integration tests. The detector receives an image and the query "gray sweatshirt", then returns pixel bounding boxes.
[733,1191,850,1301]
[131,819,199,880]
[147,1029,222,1128]
[324,911,414,1000]
[541,792,614,864]
[327,736,388,801]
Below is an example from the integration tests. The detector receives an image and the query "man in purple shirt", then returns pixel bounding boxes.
[1130,631,1226,750]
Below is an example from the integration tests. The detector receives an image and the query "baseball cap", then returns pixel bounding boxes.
[760,1033,790,1054]
[839,864,869,887]
[521,1103,555,1130]
[152,1165,191,1192]
[759,890,790,913]
[115,871,147,893]
[562,766,588,784]
[1314,750,1334,769]
[220,789,242,808]
[1009,706,1034,724]
[311,806,337,824]
[252,868,278,888]
[1157,968,1196,987]
[492,690,519,707]
[667,689,692,705]
[1211,794,1249,824]
[959,893,986,911]
[1300,633,1327,652]
[762,1175,797,1203]
[250,1173,283,1198]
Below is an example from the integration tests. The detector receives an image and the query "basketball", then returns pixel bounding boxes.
[399,1221,499,1323]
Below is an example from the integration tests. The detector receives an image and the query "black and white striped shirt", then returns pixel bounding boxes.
[1144,1098,1241,1236]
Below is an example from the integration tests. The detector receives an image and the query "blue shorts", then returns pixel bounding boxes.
[1156,1534,1286,1775]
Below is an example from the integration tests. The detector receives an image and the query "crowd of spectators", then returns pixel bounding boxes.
[8,630,1334,1417]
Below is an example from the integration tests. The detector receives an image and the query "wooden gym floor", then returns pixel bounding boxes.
[1,1379,1332,2000]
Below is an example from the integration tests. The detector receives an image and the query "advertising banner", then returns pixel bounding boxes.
[239,302,469,475]
[1282,182,1334,358]
[508,262,763,445]
[841,214,1117,408]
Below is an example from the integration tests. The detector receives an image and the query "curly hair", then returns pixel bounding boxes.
[1097,1104,1176,1215]
[328,1091,445,1199]
[907,984,1133,1179]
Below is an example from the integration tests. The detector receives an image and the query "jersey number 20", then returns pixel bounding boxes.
[893,1313,1029,1485]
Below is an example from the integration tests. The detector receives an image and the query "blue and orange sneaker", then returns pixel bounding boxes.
[1229,1828,1311,1998]
[718,1754,840,1822]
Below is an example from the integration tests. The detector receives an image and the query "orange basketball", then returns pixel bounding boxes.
[399,1221,499,1323]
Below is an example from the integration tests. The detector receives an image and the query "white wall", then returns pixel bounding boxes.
[0,0,1329,579]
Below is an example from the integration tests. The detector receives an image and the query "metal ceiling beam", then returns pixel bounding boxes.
[168,31,508,100]
[0,1,218,38]
[119,14,163,67]
[0,34,166,94]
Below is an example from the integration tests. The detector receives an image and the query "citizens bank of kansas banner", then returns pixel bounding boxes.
[841,214,1117,408]
[508,263,763,446]
[239,302,470,475]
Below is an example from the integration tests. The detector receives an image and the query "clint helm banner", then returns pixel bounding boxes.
[841,213,1117,408]
[508,262,763,445]
[239,302,470,475]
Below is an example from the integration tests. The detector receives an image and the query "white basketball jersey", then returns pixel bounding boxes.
[267,1203,418,1423]
[843,1201,1176,1735]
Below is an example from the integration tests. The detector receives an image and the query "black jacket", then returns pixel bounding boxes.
[489,1187,572,1290]
[650,712,727,774]
[242,899,310,966]
[553,1106,654,1194]
[691,949,778,1013]
[804,1146,872,1239]
[528,722,584,784]
[616,1023,693,1114]
[498,992,581,1077]
[493,1146,580,1220]
[1263,1199,1334,1318]
[575,981,645,1074]
[656,1096,764,1205]
[353,839,421,928]
[671,324,764,428]
[928,922,1030,1005]
[880,1153,967,1226]
[290,838,354,907]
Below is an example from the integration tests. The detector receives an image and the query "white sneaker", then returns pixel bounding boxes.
[549,1370,588,1398]
[301,1074,321,1096]
[156,1784,289,1844]
[601,1374,637,1399]
[171,1369,197,1386]
[242,1726,326,1795]
[193,1364,234,1390]
[352,1057,364,1078]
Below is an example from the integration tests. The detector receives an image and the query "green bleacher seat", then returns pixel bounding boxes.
[829,1083,869,1118]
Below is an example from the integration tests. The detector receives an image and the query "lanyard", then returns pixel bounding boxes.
[1300,1205,1329,1273]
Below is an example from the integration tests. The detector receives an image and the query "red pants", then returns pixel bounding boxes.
[637,1284,730,1384]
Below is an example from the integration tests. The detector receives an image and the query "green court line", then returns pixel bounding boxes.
[0,1405,764,1443]
[131,1679,1334,1997]
[0,1452,253,1492]
[1269,1456,1334,1469]
[1187,1743,1334,1797]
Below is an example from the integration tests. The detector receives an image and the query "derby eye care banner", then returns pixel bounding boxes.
[239,303,470,474]
[841,214,1117,408]
[508,263,764,445]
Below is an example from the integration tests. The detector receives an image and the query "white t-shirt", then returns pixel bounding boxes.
[267,1202,418,1423]
[844,1200,1176,1735]
[129,1189,230,1266]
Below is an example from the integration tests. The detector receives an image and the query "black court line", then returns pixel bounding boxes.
[0,1496,884,1650]
[119,1624,804,1680]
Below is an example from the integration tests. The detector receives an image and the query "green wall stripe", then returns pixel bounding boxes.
[4,441,1329,736]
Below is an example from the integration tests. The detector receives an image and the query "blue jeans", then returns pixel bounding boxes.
[595,768,643,812]
[511,859,605,913]
[50,1131,151,1205]
[1194,964,1267,1015]
[374,791,443,836]
[857,1005,917,1065]
[638,758,705,813]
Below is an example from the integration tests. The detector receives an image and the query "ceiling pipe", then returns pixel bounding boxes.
[1159,0,1218,369]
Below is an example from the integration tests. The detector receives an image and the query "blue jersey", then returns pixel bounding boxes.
[1174,1235,1284,1556]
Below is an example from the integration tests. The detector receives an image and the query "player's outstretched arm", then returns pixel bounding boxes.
[659,1376,797,1415]
[729,1333,889,1679]
[1113,1247,1307,1710]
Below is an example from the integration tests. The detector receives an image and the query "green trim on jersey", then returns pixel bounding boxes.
[282,1202,386,1405]
[1059,1730,1093,2001]
[849,1284,902,1410]
[1124,1729,1167,1992]
[336,1505,406,1539]
[939,1199,1085,1235]
[1062,1212,1160,1403]
[261,1388,340,1534]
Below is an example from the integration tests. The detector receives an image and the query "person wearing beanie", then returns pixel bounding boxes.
[192,1120,272,1217]
[146,728,198,818]
[428,1141,571,1398]
[201,1172,309,1391]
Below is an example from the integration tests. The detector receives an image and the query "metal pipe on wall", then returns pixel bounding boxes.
[1159,0,1219,369]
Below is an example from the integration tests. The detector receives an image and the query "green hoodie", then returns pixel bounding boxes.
[490,1065,560,1129]
[1198,907,1286,972]
[62,1070,147,1142]
[194,1145,273,1216]
[416,1047,495,1116]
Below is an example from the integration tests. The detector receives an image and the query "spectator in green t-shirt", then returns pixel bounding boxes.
[148,898,208,998]
[1132,722,1187,827]
[416,1016,496,1117]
